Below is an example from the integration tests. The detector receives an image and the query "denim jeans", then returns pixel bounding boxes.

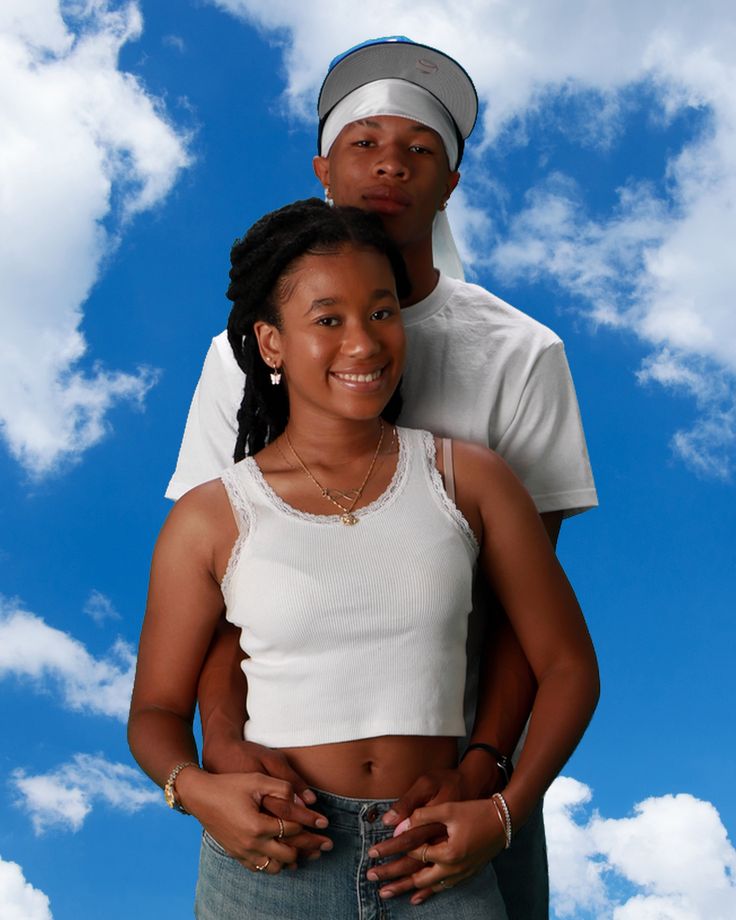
[492,798,548,920]
[195,789,508,920]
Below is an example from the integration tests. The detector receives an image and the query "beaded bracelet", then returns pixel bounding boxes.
[490,792,512,849]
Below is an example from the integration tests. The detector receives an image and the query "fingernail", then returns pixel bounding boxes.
[392,818,411,837]
[315,817,328,829]
[320,841,333,851]
[302,789,317,804]
[379,889,395,900]
[366,870,378,881]
[294,795,305,807]
[307,852,321,861]
[382,809,399,825]
[367,848,379,859]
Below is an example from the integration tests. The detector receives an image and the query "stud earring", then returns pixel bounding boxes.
[439,200,448,211]
[325,186,334,207]
[269,363,282,386]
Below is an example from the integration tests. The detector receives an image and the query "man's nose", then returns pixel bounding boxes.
[373,145,408,179]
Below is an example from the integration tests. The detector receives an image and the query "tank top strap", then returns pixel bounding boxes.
[412,429,479,553]
[221,463,255,535]
[220,463,258,600]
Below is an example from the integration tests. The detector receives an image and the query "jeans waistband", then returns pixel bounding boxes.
[313,787,398,833]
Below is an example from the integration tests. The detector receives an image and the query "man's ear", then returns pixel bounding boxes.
[444,170,461,205]
[253,320,283,370]
[313,155,330,190]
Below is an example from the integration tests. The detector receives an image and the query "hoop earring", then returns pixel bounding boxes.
[269,362,282,386]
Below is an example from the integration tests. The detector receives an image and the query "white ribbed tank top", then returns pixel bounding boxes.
[220,427,479,748]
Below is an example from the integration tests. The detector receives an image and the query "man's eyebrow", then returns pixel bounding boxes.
[351,118,436,135]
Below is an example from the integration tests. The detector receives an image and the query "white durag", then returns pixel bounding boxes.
[320,80,465,281]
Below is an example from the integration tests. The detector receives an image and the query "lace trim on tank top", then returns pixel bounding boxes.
[220,465,255,598]
[242,426,409,525]
[421,430,480,553]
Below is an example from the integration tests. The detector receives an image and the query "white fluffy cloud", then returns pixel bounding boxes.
[0,1,189,476]
[0,596,134,720]
[83,589,121,625]
[12,753,159,834]
[546,776,736,919]
[0,856,52,920]
[207,0,736,475]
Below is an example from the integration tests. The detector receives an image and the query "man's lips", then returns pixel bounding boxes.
[361,186,412,211]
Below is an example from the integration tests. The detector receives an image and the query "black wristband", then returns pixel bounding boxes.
[461,743,513,788]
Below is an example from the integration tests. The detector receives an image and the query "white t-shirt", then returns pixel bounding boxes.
[167,273,597,516]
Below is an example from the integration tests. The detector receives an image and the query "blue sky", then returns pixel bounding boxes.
[1,1,735,917]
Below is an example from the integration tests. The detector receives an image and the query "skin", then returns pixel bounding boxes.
[130,244,599,901]
[192,114,567,902]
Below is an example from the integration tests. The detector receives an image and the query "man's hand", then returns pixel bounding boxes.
[366,768,473,905]
[202,737,331,858]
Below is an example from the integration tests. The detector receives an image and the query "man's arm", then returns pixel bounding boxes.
[458,510,561,795]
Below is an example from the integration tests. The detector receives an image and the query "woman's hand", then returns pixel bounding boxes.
[176,769,308,874]
[400,799,506,897]
[366,768,469,903]
[201,739,332,859]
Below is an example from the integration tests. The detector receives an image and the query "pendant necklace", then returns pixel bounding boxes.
[281,422,386,525]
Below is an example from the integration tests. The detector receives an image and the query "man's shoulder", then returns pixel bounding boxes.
[203,330,243,378]
[443,276,562,350]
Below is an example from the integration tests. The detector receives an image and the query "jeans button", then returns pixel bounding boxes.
[365,806,378,823]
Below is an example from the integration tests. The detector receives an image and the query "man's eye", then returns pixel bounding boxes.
[371,308,395,320]
[410,145,433,154]
[316,316,340,327]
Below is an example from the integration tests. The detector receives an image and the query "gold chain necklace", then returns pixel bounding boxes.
[281,422,386,526]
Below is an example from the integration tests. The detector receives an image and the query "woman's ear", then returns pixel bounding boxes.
[253,320,283,371]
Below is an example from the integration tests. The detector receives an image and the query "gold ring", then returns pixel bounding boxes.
[276,817,285,840]
[255,857,271,872]
[421,844,430,864]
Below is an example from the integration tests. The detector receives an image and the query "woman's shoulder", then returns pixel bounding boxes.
[163,477,233,542]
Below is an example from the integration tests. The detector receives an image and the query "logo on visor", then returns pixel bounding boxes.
[415,58,439,75]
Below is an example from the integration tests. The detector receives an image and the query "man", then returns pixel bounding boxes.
[167,37,597,917]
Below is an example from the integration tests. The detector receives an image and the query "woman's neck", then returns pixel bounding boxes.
[280,414,386,467]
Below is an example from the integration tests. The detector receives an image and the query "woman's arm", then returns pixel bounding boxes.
[462,444,599,827]
[396,444,599,891]
[127,483,304,871]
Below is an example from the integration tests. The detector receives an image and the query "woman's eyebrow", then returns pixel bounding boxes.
[305,289,397,314]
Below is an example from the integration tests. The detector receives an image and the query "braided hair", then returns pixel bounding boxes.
[226,198,410,460]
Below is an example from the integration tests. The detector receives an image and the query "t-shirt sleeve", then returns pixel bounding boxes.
[165,331,244,500]
[494,340,598,517]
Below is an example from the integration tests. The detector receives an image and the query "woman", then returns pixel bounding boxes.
[128,199,599,919]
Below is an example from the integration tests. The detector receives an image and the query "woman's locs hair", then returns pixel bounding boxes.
[226,198,410,461]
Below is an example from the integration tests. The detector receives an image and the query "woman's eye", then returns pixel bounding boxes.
[353,139,374,148]
[316,316,340,327]
[371,308,395,320]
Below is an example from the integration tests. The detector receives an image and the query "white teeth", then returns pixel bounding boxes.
[335,369,382,382]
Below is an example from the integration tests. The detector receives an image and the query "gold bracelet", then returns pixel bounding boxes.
[164,761,198,814]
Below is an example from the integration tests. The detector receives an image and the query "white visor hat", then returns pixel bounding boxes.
[320,80,459,170]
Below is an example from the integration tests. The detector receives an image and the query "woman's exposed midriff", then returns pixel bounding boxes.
[279,735,459,798]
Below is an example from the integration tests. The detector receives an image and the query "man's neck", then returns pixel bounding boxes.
[398,239,440,307]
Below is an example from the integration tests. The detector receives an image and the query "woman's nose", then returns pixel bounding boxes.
[342,322,381,356]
